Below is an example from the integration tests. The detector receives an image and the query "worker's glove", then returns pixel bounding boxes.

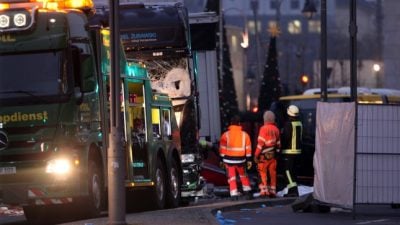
[219,161,225,169]
[253,156,259,164]
[246,161,252,170]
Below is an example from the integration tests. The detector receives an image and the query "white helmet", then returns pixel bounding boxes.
[287,105,299,117]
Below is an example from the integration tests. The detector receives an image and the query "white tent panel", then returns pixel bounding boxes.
[313,102,355,209]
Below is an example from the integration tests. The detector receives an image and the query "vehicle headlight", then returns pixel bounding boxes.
[181,154,195,163]
[46,158,72,174]
[0,15,10,29]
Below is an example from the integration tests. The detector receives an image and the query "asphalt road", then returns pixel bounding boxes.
[220,202,400,225]
[1,197,399,225]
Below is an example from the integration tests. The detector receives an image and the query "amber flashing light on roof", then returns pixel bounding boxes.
[0,3,10,10]
[41,0,93,9]
[0,0,93,10]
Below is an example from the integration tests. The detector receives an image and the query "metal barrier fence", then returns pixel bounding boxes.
[356,104,400,204]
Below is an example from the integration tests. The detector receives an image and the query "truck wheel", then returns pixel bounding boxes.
[166,159,181,208]
[151,157,166,209]
[23,205,60,223]
[86,160,104,216]
[23,206,43,223]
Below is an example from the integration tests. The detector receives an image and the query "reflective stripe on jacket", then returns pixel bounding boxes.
[255,122,281,158]
[219,125,252,164]
[282,120,302,155]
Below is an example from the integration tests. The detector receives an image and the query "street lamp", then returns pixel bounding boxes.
[250,0,262,83]
[303,0,327,101]
[240,28,249,49]
[108,0,126,224]
[220,6,250,111]
[373,63,381,73]
[373,63,382,87]
[222,7,249,49]
[300,0,317,90]
[302,0,317,19]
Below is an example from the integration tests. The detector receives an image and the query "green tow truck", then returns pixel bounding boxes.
[0,0,182,221]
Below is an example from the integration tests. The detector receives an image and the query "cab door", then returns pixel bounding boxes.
[126,81,150,182]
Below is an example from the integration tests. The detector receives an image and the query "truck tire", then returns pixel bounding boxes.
[166,159,181,208]
[151,157,166,209]
[23,205,63,223]
[23,206,44,223]
[86,160,104,216]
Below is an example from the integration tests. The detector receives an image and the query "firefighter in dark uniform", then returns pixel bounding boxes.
[281,105,303,197]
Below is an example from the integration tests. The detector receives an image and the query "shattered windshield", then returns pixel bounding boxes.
[0,51,65,102]
[146,58,191,100]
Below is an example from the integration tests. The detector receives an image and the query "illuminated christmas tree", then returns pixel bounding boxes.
[218,18,239,131]
[258,25,282,114]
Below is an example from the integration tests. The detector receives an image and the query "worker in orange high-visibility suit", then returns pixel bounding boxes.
[254,111,281,198]
[219,115,252,201]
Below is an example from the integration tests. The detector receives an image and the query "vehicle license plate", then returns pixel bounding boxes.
[0,167,16,175]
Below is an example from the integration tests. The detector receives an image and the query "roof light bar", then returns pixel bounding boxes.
[0,0,93,11]
[0,3,10,10]
[34,0,94,10]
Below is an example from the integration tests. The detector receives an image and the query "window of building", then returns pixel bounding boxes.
[270,0,278,10]
[308,20,321,33]
[231,35,238,52]
[247,20,261,35]
[288,20,302,34]
[268,21,278,30]
[290,0,300,9]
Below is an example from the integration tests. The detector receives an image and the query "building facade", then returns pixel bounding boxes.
[222,0,392,110]
[93,0,399,111]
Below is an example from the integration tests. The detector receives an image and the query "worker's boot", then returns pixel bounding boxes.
[259,184,269,198]
[244,191,253,200]
[260,189,270,198]
[284,186,299,197]
[230,195,239,201]
[268,187,276,198]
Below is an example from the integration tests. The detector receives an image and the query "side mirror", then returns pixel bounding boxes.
[70,47,96,93]
[74,87,83,105]
[79,53,96,92]
[70,47,82,88]
[82,78,96,92]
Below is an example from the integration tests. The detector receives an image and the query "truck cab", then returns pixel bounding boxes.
[0,0,182,221]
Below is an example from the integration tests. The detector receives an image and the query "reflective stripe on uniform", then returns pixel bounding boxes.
[220,126,252,164]
[282,149,301,154]
[286,170,298,188]
[261,147,275,154]
[226,132,246,151]
[291,121,302,150]
[223,158,246,164]
[283,121,302,155]
[242,185,251,191]
[223,130,247,156]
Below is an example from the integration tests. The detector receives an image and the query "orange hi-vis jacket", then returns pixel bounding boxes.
[219,125,252,164]
[255,122,281,159]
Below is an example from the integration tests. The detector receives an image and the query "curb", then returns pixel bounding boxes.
[210,197,296,215]
[57,197,297,225]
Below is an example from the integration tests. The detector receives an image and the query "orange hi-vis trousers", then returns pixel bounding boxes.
[225,164,251,196]
[257,157,277,196]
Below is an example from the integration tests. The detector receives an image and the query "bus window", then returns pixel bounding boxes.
[131,108,145,136]
[162,109,171,139]
[128,82,146,139]
[152,108,161,139]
